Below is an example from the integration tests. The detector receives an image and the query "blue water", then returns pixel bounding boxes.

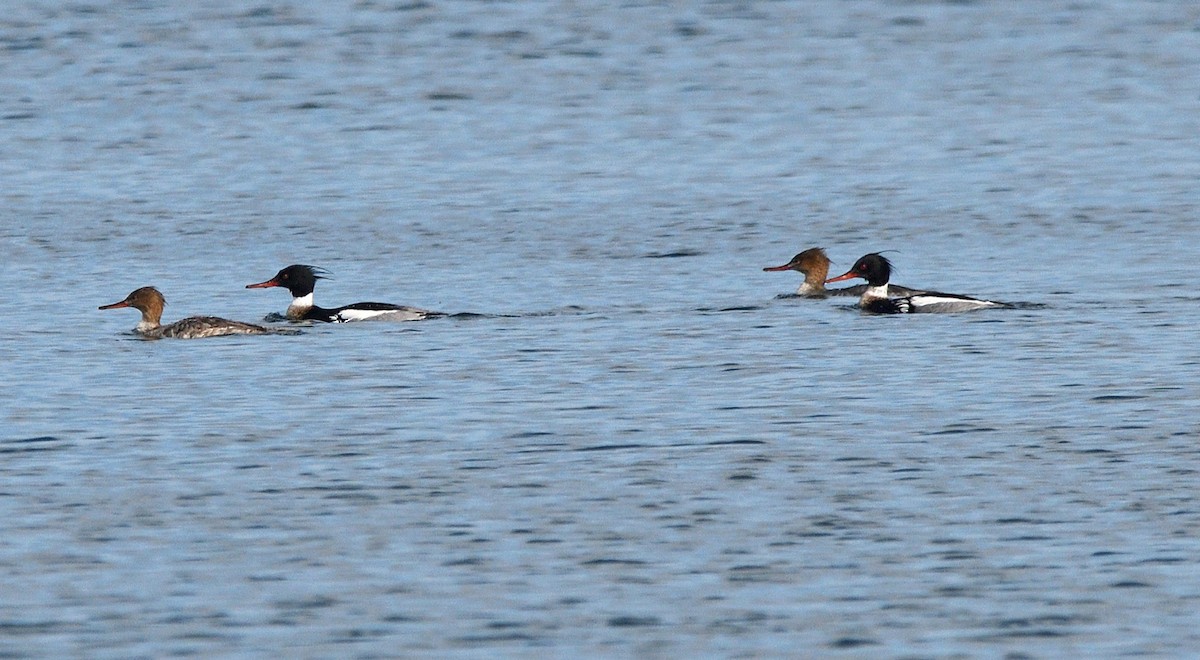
[3,1,1200,656]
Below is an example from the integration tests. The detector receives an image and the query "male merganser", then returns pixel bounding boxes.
[825,253,1007,313]
[99,287,298,338]
[245,264,441,322]
[764,247,920,297]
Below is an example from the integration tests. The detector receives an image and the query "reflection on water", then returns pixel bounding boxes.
[3,0,1200,656]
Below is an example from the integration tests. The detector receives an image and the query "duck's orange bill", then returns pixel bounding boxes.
[825,270,859,284]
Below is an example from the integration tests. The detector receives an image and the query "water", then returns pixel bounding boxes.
[3,1,1200,656]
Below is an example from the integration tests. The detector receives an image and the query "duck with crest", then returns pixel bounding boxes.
[246,264,442,323]
[99,287,298,338]
[826,253,1008,313]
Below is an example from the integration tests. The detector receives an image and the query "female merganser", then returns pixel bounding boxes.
[764,247,920,297]
[825,253,1007,313]
[246,264,441,323]
[99,287,298,338]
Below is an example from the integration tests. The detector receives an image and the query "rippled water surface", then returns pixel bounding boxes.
[4,1,1200,656]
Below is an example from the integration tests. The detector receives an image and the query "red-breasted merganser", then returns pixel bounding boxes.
[99,287,298,338]
[246,264,442,322]
[826,253,1007,313]
[764,247,921,297]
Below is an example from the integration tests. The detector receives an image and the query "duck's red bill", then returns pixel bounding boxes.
[825,271,859,284]
[762,264,793,272]
[245,279,280,289]
[98,300,130,310]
